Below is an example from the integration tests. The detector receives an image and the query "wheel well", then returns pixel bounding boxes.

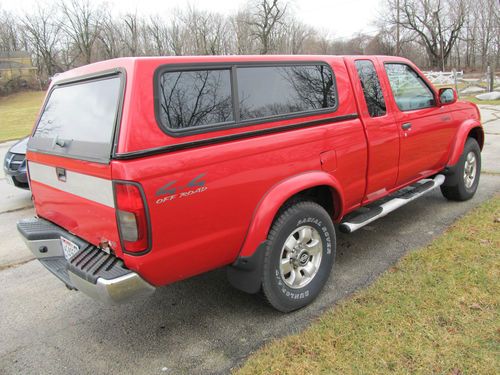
[468,127,484,150]
[276,185,338,222]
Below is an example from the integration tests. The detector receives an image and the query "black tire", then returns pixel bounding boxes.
[441,138,481,201]
[261,201,336,312]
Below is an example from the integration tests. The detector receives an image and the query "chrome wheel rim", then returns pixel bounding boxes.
[463,151,477,189]
[279,225,323,289]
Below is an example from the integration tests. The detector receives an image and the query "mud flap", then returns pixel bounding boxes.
[226,241,268,294]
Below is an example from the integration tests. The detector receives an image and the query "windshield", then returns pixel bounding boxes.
[29,74,122,162]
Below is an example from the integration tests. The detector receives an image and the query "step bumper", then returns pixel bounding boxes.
[17,217,155,304]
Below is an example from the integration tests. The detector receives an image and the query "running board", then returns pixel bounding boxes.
[339,174,445,233]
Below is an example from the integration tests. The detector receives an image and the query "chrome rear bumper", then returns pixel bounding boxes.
[17,217,155,304]
[68,271,155,304]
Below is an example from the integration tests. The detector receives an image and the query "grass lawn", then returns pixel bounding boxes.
[237,196,500,375]
[462,96,500,106]
[0,90,45,142]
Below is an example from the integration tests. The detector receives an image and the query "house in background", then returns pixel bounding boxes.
[0,51,37,86]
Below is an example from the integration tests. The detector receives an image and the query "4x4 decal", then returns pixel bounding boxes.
[155,173,207,204]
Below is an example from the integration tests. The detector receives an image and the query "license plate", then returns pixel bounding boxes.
[60,237,79,260]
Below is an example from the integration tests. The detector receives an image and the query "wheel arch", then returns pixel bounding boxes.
[227,171,343,294]
[447,120,484,167]
[239,171,344,259]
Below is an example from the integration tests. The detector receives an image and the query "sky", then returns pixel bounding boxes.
[1,0,382,39]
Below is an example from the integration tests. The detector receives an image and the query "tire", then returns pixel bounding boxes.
[261,201,336,312]
[441,138,481,201]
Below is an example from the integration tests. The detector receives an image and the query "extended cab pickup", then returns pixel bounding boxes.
[18,55,483,312]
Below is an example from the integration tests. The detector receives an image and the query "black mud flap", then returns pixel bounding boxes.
[226,241,268,294]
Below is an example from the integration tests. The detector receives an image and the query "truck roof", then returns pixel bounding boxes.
[52,55,408,84]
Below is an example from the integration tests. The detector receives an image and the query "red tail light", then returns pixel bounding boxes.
[114,182,150,253]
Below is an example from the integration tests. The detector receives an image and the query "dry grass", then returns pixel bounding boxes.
[0,90,45,142]
[236,196,500,375]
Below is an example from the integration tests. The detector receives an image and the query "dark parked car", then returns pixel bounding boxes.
[4,137,29,189]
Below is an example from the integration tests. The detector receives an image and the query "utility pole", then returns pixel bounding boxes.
[396,0,400,56]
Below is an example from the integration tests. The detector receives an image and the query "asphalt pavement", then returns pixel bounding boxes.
[0,106,499,374]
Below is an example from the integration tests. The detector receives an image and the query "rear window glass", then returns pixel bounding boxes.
[157,69,233,130]
[30,75,122,162]
[237,65,336,120]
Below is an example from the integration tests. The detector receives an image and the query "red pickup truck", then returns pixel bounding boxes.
[18,55,483,312]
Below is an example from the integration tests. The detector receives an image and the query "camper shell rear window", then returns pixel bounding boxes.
[29,72,124,163]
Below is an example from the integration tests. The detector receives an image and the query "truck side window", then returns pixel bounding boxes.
[158,69,233,130]
[237,65,336,120]
[355,60,386,117]
[385,63,435,111]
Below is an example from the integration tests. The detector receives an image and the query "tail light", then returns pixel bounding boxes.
[114,182,150,253]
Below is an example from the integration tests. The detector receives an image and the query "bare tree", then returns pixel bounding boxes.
[182,7,231,55]
[230,10,258,54]
[97,11,121,59]
[246,0,287,54]
[21,5,62,78]
[386,0,467,69]
[168,12,187,56]
[282,18,315,54]
[146,15,170,56]
[2,0,498,91]
[60,0,103,64]
[474,0,499,69]
[120,12,142,56]
[0,10,22,52]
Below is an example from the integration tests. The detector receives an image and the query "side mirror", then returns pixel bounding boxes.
[439,88,457,105]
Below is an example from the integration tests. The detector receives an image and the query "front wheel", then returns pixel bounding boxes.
[261,201,336,312]
[441,138,481,201]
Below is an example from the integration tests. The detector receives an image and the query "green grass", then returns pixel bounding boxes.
[461,96,500,106]
[0,90,45,142]
[236,196,500,375]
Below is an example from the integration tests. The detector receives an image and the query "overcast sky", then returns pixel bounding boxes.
[2,0,382,39]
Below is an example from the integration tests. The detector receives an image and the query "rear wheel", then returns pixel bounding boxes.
[261,201,336,312]
[441,138,481,201]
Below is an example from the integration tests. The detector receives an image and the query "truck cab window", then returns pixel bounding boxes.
[385,63,435,111]
[355,60,386,117]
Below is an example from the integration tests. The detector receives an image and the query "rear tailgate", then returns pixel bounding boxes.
[27,72,123,253]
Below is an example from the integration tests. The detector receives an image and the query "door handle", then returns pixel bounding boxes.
[401,122,412,131]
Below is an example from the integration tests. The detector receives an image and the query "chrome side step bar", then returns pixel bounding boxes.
[339,174,445,233]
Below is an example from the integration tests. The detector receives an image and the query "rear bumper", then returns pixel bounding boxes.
[17,217,155,304]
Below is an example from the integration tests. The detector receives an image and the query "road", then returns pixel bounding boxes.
[0,106,499,374]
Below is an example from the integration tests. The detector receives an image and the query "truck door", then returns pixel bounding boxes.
[382,62,456,186]
[348,58,400,202]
